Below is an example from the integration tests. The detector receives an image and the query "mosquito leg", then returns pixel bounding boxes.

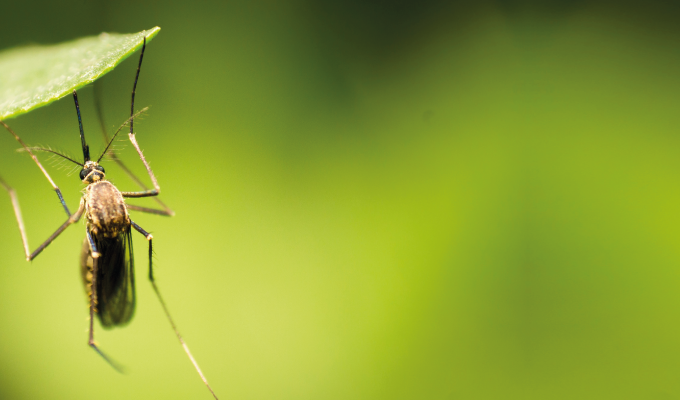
[119,130,163,199]
[86,230,100,258]
[87,255,125,373]
[119,38,164,201]
[0,175,29,257]
[126,204,174,216]
[107,155,173,212]
[93,81,174,216]
[27,198,86,261]
[1,121,71,216]
[0,185,84,260]
[131,220,219,399]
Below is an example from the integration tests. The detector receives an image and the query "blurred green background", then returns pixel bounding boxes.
[1,1,680,399]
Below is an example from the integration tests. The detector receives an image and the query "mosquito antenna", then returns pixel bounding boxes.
[19,147,84,166]
[97,108,148,163]
[73,90,90,162]
[130,37,146,136]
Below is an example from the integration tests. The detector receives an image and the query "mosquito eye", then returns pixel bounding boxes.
[97,165,105,174]
[79,169,88,181]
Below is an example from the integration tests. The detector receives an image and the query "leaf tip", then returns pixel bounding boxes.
[144,27,161,41]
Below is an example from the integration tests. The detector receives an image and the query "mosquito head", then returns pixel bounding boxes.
[80,161,106,183]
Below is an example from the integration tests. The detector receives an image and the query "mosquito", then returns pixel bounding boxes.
[0,38,218,399]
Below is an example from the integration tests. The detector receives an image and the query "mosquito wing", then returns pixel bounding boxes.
[80,226,136,328]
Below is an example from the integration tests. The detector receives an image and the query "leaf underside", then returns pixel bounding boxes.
[0,27,160,120]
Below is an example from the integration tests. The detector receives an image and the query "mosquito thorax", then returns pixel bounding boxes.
[80,161,106,183]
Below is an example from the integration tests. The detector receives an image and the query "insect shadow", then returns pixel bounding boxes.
[0,38,218,399]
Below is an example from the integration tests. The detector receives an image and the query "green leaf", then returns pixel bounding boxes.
[0,27,160,120]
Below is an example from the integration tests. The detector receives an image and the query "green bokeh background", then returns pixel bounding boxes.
[1,1,680,399]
